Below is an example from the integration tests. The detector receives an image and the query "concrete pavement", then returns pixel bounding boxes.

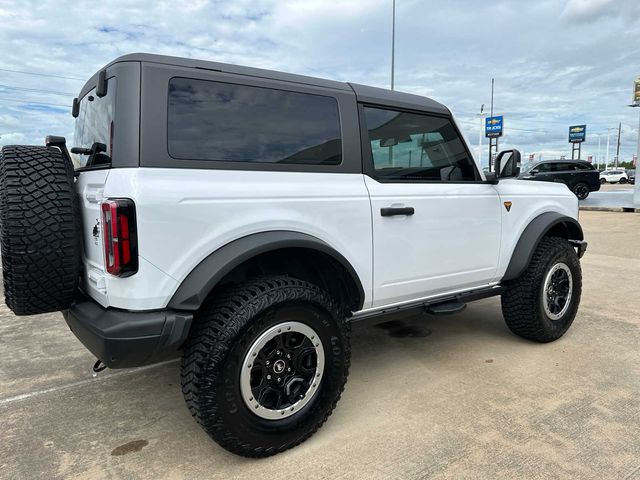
[1,211,639,480]
[580,183,636,210]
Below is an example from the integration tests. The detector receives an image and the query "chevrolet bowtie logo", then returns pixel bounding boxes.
[504,201,513,212]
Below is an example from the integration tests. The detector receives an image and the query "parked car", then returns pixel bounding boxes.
[600,169,629,184]
[0,53,587,458]
[518,159,600,200]
[626,169,635,184]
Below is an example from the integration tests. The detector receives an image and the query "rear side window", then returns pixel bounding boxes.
[576,163,594,170]
[553,163,575,171]
[363,106,478,182]
[167,78,342,165]
[72,77,117,169]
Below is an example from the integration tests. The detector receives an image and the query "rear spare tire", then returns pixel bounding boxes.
[0,145,81,315]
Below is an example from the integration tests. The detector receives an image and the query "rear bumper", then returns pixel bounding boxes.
[62,293,193,369]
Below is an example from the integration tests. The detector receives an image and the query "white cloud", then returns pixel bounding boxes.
[0,0,638,165]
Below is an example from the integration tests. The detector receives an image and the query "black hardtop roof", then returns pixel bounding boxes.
[82,52,449,115]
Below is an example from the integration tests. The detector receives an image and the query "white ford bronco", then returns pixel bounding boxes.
[0,53,587,457]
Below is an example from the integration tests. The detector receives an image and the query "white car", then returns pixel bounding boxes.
[0,53,588,458]
[600,169,629,184]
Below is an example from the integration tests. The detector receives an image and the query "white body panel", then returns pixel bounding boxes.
[86,168,373,310]
[78,168,578,313]
[493,179,578,279]
[364,176,502,307]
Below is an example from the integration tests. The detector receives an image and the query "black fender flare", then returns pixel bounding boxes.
[502,212,583,281]
[167,230,365,311]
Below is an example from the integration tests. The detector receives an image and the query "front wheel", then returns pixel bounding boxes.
[181,276,350,457]
[600,178,607,184]
[501,237,582,342]
[572,182,590,200]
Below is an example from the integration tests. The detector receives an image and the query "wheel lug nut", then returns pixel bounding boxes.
[266,360,270,366]
[287,367,291,372]
[267,374,271,380]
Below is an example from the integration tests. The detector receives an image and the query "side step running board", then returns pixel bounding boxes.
[424,300,466,315]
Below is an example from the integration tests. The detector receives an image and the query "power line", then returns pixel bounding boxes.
[0,67,84,81]
[0,83,75,96]
[0,97,70,108]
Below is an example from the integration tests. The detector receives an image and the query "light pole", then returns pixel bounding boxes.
[477,104,484,169]
[597,134,602,170]
[605,127,615,169]
[390,0,395,91]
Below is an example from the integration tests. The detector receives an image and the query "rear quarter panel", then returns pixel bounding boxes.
[102,168,373,310]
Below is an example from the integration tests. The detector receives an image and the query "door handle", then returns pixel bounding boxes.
[381,206,415,217]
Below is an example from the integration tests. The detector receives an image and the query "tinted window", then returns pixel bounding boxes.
[535,163,551,173]
[363,107,477,181]
[554,163,575,171]
[167,78,341,165]
[576,163,594,170]
[72,77,116,169]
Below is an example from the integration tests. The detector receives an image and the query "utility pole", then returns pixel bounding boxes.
[597,135,601,170]
[615,122,621,167]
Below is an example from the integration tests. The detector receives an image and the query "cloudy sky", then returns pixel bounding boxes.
[0,0,638,167]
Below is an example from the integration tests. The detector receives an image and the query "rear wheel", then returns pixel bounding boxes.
[501,237,582,342]
[619,177,627,184]
[572,182,589,200]
[181,276,350,457]
[0,145,81,315]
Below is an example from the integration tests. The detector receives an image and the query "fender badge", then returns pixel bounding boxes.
[503,201,513,212]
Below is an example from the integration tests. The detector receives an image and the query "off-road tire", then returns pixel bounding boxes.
[501,236,581,342]
[181,275,350,458]
[572,182,589,200]
[0,145,81,315]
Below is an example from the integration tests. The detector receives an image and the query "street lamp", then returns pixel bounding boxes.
[477,104,485,169]
[605,127,616,169]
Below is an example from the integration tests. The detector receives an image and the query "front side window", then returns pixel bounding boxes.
[363,107,478,181]
[167,77,342,165]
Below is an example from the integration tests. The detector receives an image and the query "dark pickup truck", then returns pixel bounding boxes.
[518,160,600,199]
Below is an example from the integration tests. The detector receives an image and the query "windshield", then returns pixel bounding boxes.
[72,77,116,169]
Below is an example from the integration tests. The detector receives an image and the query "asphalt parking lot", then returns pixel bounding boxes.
[0,210,638,480]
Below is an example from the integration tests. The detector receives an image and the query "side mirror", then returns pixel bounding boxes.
[494,149,521,178]
[484,171,498,184]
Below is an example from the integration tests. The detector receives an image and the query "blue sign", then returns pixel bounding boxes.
[485,115,503,138]
[568,124,586,143]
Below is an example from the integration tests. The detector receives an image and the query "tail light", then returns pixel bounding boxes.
[101,199,138,277]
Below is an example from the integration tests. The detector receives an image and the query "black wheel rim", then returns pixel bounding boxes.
[240,322,324,419]
[575,184,588,199]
